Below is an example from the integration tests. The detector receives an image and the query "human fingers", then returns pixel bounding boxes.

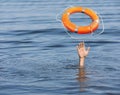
[79,42,83,48]
[76,46,79,51]
[78,43,81,49]
[87,47,90,52]
[82,42,85,47]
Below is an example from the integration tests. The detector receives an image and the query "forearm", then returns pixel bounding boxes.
[79,57,85,68]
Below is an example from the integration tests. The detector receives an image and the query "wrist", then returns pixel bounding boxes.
[79,57,85,68]
[80,57,85,62]
[80,57,85,59]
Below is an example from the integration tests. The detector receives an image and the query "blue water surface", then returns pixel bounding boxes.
[0,0,120,95]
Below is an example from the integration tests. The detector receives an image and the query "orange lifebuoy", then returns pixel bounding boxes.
[61,6,99,34]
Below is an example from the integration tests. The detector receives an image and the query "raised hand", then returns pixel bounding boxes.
[77,42,90,68]
[77,42,90,58]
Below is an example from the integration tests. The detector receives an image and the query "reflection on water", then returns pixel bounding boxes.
[76,68,87,92]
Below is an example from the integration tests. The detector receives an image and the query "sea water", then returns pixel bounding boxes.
[0,0,120,95]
